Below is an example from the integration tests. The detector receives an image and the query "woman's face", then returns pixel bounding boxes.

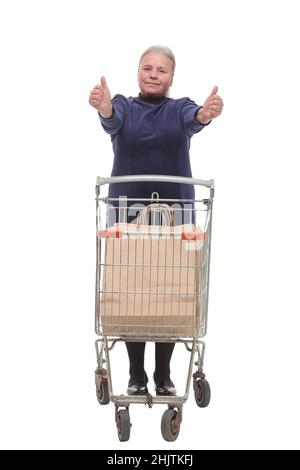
[138,52,173,98]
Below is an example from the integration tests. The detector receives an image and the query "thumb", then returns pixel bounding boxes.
[100,76,109,89]
[207,86,218,98]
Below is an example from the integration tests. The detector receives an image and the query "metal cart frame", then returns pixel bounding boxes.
[94,175,214,441]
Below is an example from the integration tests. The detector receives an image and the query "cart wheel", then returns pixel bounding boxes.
[96,380,110,405]
[117,409,131,442]
[161,408,180,442]
[194,379,211,408]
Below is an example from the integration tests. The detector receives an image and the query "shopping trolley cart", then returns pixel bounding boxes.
[94,175,214,441]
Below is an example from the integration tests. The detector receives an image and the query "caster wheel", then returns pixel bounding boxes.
[193,378,211,408]
[117,409,131,442]
[96,379,110,405]
[161,408,181,442]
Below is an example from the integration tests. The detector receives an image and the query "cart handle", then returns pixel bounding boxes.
[96,175,214,189]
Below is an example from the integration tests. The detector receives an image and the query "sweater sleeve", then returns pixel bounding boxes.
[98,94,128,136]
[181,98,211,138]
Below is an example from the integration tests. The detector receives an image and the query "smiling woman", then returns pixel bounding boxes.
[89,44,223,398]
[138,46,175,98]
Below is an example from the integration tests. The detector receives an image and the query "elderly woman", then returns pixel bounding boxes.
[89,45,223,396]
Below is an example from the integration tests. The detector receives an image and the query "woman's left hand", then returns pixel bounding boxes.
[197,86,224,124]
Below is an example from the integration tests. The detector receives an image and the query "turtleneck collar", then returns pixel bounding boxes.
[136,93,168,105]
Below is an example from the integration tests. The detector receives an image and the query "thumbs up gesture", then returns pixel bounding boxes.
[197,86,223,124]
[89,76,113,118]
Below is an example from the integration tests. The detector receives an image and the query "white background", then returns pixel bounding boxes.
[1,0,300,450]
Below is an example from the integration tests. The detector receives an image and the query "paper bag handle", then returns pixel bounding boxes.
[137,203,174,226]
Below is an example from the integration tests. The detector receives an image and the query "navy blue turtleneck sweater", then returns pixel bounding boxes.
[99,93,208,201]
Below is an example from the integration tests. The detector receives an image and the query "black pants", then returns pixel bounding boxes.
[125,341,175,383]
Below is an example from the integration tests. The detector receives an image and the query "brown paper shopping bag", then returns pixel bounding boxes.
[99,205,203,336]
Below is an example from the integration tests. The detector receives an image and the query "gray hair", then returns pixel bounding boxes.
[139,45,176,75]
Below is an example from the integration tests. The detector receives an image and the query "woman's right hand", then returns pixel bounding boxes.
[89,76,113,118]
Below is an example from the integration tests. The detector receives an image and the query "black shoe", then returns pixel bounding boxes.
[154,374,177,396]
[127,383,149,395]
[127,373,148,396]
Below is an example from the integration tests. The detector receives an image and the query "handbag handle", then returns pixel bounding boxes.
[137,203,174,226]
